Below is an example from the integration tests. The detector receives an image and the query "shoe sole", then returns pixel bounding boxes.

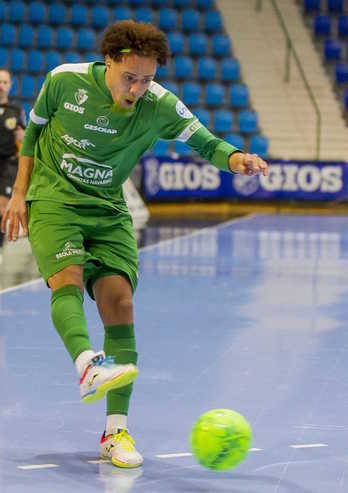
[99,454,143,469]
[82,365,139,404]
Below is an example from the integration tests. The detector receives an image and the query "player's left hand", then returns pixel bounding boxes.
[228,152,268,176]
[14,126,24,143]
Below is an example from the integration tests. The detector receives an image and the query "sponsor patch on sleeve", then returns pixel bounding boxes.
[175,100,194,119]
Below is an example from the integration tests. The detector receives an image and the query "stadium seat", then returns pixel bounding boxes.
[0,48,8,67]
[152,140,170,156]
[156,64,170,79]
[214,110,234,133]
[344,88,348,111]
[159,9,178,31]
[204,10,222,32]
[135,7,154,23]
[27,50,44,74]
[10,48,25,73]
[9,74,18,97]
[57,27,74,50]
[64,51,81,63]
[21,75,36,99]
[324,39,341,61]
[212,34,231,57]
[173,141,192,156]
[70,5,88,26]
[303,0,321,14]
[167,32,185,55]
[0,1,5,23]
[161,81,179,94]
[205,83,225,106]
[151,0,170,7]
[18,24,34,49]
[174,56,193,79]
[250,135,269,158]
[129,0,144,5]
[189,33,208,57]
[28,2,46,24]
[37,25,54,49]
[229,84,249,108]
[8,0,25,23]
[327,0,343,14]
[113,7,131,22]
[221,58,240,82]
[77,28,96,52]
[336,63,348,83]
[239,110,258,133]
[48,3,66,26]
[338,16,348,37]
[313,15,331,37]
[198,57,217,80]
[0,24,16,47]
[91,6,109,29]
[22,102,31,122]
[37,75,45,90]
[182,9,200,31]
[225,133,244,149]
[46,51,62,72]
[194,107,210,127]
[197,0,214,9]
[182,82,201,105]
[173,0,191,8]
[85,52,101,62]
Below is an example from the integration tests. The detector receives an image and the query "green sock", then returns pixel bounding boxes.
[104,324,138,416]
[51,285,92,361]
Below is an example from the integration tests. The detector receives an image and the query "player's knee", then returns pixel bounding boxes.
[114,296,133,319]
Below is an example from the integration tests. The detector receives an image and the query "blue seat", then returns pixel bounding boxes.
[27,50,44,74]
[173,141,192,156]
[174,56,193,79]
[198,57,217,80]
[239,110,258,133]
[22,102,31,122]
[182,9,200,31]
[212,34,231,57]
[113,7,132,22]
[204,10,222,32]
[221,58,240,82]
[21,75,36,99]
[189,33,208,56]
[324,39,341,61]
[91,6,109,29]
[129,0,145,5]
[37,75,46,91]
[57,27,74,50]
[159,8,178,31]
[37,25,54,49]
[182,82,201,105]
[328,0,343,13]
[338,15,348,37]
[344,88,348,111]
[249,135,269,158]
[70,5,88,26]
[28,2,46,24]
[18,24,35,49]
[173,0,192,8]
[303,0,321,13]
[156,64,170,79]
[225,133,244,149]
[135,7,154,23]
[48,3,66,25]
[0,1,5,23]
[152,140,170,157]
[0,24,16,47]
[161,81,179,95]
[8,0,25,23]
[167,32,185,55]
[10,48,25,73]
[85,52,101,62]
[77,28,96,52]
[64,51,81,63]
[229,84,249,108]
[9,75,18,97]
[46,51,62,72]
[194,107,210,127]
[197,0,213,9]
[214,110,234,133]
[0,48,8,66]
[336,63,348,83]
[151,0,170,7]
[205,83,225,106]
[314,15,331,37]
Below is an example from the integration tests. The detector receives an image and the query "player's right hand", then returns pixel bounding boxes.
[0,193,28,241]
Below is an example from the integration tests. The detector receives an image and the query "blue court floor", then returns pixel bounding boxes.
[1,214,348,492]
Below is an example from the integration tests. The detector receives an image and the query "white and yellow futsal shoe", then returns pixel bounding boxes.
[100,429,143,468]
[80,351,138,404]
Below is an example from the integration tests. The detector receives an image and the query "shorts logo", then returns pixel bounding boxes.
[62,134,95,150]
[64,102,85,114]
[75,88,88,106]
[60,153,113,186]
[56,241,84,260]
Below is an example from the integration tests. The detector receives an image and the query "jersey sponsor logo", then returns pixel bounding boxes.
[56,241,84,260]
[5,117,17,130]
[84,123,117,134]
[60,153,113,186]
[75,88,88,106]
[176,120,202,142]
[175,100,193,120]
[64,102,85,114]
[62,134,95,150]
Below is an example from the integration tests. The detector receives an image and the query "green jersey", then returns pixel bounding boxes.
[21,62,237,210]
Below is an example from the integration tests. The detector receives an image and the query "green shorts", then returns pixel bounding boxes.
[28,200,138,298]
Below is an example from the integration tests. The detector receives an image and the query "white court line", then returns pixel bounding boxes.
[17,464,59,470]
[290,443,328,449]
[250,448,263,452]
[156,452,193,459]
[87,459,110,464]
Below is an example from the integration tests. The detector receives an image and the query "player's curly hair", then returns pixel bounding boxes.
[100,20,170,66]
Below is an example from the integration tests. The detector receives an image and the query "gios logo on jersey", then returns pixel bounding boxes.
[64,89,88,115]
[60,153,113,186]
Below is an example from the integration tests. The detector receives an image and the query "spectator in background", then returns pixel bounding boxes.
[0,68,26,246]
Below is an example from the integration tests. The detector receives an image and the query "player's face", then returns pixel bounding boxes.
[0,70,11,100]
[105,54,157,111]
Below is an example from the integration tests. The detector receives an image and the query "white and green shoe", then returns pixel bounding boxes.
[100,429,143,468]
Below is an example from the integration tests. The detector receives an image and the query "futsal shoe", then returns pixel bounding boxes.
[80,351,138,404]
[100,429,143,468]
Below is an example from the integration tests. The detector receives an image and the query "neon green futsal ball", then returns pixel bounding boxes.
[190,408,252,471]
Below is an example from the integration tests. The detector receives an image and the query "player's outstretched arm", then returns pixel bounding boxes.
[1,156,34,241]
[228,152,268,176]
